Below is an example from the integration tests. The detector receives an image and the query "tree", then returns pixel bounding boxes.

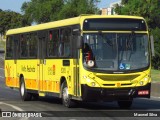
[21,0,64,23]
[114,0,160,69]
[115,0,160,29]
[21,0,100,24]
[0,10,27,35]
[151,27,160,69]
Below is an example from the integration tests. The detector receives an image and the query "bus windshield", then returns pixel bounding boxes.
[82,33,149,72]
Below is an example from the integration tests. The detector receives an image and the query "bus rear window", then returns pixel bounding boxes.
[83,18,147,31]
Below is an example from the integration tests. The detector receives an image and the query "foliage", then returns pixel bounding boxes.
[58,0,99,19]
[21,0,64,23]
[114,0,160,69]
[0,10,29,34]
[115,0,160,29]
[21,0,100,24]
[151,27,160,69]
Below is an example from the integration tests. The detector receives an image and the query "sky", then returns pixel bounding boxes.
[0,0,30,13]
[0,0,120,14]
[98,0,121,8]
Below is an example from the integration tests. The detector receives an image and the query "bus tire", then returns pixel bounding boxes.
[61,81,75,108]
[19,77,32,101]
[117,100,133,109]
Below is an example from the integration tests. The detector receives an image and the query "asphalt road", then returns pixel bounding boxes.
[0,68,160,120]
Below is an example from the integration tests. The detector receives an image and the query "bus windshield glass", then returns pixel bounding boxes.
[82,33,149,71]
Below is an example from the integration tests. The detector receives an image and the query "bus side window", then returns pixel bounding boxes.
[47,29,59,57]
[20,34,28,58]
[6,36,14,58]
[29,33,37,58]
[60,28,71,57]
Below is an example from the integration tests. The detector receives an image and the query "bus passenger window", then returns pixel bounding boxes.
[20,35,28,57]
[58,43,64,56]
[29,33,37,58]
[60,28,71,57]
[47,29,59,57]
[6,36,14,58]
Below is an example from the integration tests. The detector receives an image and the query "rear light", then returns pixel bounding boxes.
[138,90,149,95]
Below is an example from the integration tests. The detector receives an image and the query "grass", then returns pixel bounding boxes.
[151,69,160,82]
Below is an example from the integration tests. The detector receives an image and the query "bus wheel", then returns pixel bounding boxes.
[117,100,133,109]
[61,81,74,108]
[19,77,32,101]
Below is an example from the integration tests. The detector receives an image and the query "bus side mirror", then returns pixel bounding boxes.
[77,36,82,49]
[150,35,155,57]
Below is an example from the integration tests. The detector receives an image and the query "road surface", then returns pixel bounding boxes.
[0,68,160,120]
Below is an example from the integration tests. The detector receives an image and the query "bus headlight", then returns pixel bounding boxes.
[144,77,148,81]
[140,81,144,85]
[83,76,100,87]
[91,82,96,87]
[86,78,91,82]
[83,75,87,79]
[139,77,149,86]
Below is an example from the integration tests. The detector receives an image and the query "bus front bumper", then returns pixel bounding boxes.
[81,83,151,102]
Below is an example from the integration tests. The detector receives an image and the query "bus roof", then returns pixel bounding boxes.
[6,15,144,35]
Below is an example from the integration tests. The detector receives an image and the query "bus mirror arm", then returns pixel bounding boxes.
[77,36,83,49]
[150,35,155,57]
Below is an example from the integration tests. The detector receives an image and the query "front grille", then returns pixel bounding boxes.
[103,84,115,86]
[103,83,132,86]
[121,83,132,86]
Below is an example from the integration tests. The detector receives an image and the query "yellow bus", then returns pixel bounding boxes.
[5,15,153,108]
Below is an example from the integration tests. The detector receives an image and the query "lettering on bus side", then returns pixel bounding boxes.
[48,65,56,75]
[21,65,35,72]
[6,63,11,80]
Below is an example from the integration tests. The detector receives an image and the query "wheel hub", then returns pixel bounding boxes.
[21,82,25,96]
[63,87,68,102]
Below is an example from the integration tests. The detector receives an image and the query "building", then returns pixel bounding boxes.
[101,1,121,15]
